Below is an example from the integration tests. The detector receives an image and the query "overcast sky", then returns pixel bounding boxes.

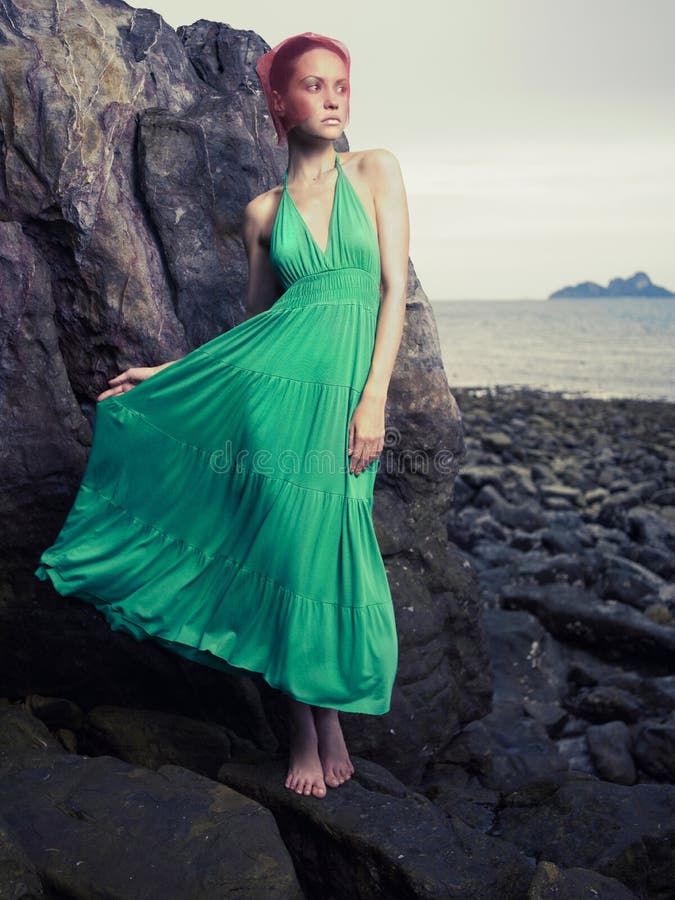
[133,0,675,300]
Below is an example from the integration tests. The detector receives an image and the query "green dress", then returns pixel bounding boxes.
[34,152,398,715]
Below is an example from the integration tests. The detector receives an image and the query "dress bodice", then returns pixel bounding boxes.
[269,152,381,293]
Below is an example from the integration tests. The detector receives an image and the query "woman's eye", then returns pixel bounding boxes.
[305,83,348,92]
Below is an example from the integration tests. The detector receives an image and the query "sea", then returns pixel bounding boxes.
[429,297,675,402]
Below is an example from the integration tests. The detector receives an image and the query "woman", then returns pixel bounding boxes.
[34,32,410,800]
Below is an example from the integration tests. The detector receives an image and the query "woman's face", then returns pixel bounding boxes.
[274,47,350,140]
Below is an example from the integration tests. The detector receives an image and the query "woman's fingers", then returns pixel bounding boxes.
[96,368,137,402]
[95,366,159,402]
[347,419,355,455]
[349,436,382,476]
[349,440,366,474]
[96,382,130,402]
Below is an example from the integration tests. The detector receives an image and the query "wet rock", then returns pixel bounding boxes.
[539,526,586,555]
[597,483,660,528]
[0,705,303,899]
[585,722,636,785]
[564,685,645,725]
[438,706,570,795]
[481,431,513,454]
[218,756,534,899]
[493,774,675,898]
[598,553,668,608]
[81,704,268,777]
[515,552,586,585]
[632,718,675,781]
[0,814,45,899]
[23,693,85,731]
[627,505,675,549]
[419,763,501,832]
[501,583,675,664]
[526,860,639,899]
[481,609,569,710]
[539,484,585,507]
[452,387,675,805]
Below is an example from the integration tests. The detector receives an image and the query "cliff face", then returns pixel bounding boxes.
[0,0,490,783]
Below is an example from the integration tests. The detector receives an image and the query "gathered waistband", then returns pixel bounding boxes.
[273,268,381,312]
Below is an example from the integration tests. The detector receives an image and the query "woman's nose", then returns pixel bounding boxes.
[324,89,340,107]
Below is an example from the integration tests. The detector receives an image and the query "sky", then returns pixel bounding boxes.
[129,0,675,300]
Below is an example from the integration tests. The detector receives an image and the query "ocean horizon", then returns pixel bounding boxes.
[430,297,675,403]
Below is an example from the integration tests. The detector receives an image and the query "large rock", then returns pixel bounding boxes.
[217,756,533,899]
[0,0,487,786]
[526,861,639,899]
[493,773,675,899]
[501,583,675,665]
[0,704,303,899]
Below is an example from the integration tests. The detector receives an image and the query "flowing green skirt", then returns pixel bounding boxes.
[35,270,398,714]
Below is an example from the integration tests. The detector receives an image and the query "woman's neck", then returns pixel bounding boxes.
[286,142,338,185]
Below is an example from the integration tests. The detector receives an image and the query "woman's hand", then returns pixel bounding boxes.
[348,394,386,476]
[96,366,159,402]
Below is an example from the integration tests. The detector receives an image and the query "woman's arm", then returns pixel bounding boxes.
[242,192,283,320]
[348,149,410,476]
[153,359,182,372]
[362,149,410,401]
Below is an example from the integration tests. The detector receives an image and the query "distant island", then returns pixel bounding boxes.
[549,271,675,299]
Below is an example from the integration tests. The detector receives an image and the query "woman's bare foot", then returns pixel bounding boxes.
[285,696,327,798]
[313,705,355,788]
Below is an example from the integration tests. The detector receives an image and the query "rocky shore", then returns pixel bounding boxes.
[3,386,674,899]
[416,386,675,897]
[437,385,675,790]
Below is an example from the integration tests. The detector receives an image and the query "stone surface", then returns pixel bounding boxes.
[0,704,303,899]
[501,583,675,663]
[632,718,675,781]
[526,860,639,899]
[585,721,636,785]
[218,756,534,900]
[0,813,46,900]
[494,775,675,899]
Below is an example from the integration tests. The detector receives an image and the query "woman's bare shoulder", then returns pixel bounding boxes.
[243,181,284,245]
[340,147,402,178]
[244,182,283,222]
[339,149,404,206]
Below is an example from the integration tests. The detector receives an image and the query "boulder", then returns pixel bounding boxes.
[218,756,534,899]
[494,775,675,898]
[0,704,303,899]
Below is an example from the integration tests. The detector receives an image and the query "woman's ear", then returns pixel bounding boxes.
[271,89,286,117]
